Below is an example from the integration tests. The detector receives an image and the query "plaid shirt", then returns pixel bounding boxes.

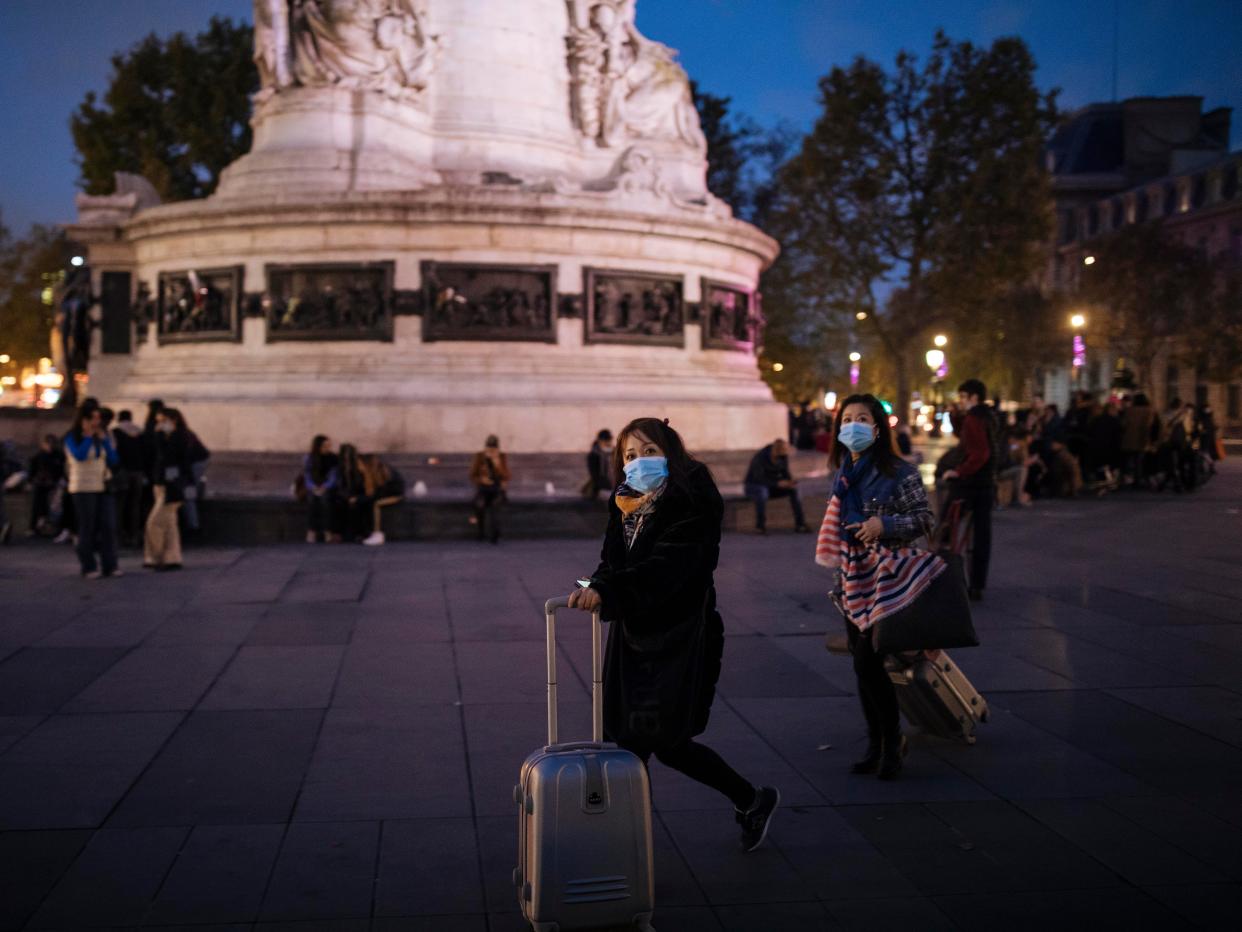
[831,465,934,546]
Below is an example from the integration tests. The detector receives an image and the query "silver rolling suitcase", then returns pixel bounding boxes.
[513,596,655,932]
[886,649,989,744]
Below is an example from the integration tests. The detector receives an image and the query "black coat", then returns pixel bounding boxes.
[151,430,193,503]
[744,444,791,488]
[588,463,725,751]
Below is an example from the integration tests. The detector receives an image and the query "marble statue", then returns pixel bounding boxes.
[254,0,441,102]
[567,0,706,152]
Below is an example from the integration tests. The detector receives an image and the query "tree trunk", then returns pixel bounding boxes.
[894,357,913,428]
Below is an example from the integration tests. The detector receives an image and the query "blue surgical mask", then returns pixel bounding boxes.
[838,422,877,454]
[623,456,668,493]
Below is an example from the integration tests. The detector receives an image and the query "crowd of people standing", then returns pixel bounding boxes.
[2,397,210,576]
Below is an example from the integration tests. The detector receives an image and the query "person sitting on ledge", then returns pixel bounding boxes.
[303,434,341,544]
[358,453,405,546]
[469,435,510,544]
[743,438,810,534]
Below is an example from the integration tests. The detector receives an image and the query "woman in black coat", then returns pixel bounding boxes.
[568,417,779,852]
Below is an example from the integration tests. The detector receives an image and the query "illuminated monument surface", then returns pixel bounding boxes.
[76,0,781,453]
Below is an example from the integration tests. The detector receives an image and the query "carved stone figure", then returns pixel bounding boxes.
[566,0,705,152]
[423,265,556,342]
[254,0,293,100]
[254,0,441,102]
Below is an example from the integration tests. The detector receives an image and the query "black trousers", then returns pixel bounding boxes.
[306,494,335,537]
[72,491,118,575]
[622,739,755,810]
[473,486,503,541]
[846,620,899,742]
[949,483,992,591]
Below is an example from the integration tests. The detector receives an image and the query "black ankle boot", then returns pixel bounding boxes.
[877,734,907,780]
[850,737,882,774]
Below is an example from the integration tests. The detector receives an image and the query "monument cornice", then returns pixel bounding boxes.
[120,188,780,268]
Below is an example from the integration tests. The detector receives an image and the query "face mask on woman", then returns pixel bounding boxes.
[838,422,877,454]
[623,456,668,493]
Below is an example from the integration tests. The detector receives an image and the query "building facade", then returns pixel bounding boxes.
[1042,97,1241,426]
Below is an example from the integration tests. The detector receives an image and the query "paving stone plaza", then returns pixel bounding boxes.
[2,464,1240,930]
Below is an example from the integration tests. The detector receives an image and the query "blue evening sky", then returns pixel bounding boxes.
[1,0,1239,232]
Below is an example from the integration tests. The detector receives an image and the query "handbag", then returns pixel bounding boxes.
[868,549,979,655]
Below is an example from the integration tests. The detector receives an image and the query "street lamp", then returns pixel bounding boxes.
[1082,255,1096,266]
[1069,313,1087,387]
[848,351,861,387]
[0,354,9,364]
[848,351,861,362]
[70,256,85,268]
[855,311,868,321]
[933,334,948,348]
[772,362,784,372]
[925,349,945,371]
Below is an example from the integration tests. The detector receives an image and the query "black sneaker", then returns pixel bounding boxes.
[736,786,780,852]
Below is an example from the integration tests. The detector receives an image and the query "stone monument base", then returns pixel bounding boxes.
[86,186,783,455]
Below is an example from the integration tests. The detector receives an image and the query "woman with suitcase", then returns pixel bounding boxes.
[568,417,780,852]
[817,394,936,780]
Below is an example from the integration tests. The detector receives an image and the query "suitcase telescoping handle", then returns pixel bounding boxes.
[543,596,604,746]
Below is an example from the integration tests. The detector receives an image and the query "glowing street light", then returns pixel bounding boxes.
[1070,313,1086,329]
[925,349,945,371]
[1082,255,1096,266]
[772,362,784,372]
[933,334,948,348]
[855,311,868,321]
[70,256,85,267]
[848,351,861,362]
[0,354,9,364]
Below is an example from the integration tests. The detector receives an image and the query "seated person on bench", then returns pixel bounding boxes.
[743,438,809,534]
[357,453,405,546]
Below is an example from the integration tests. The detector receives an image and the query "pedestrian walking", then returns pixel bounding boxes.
[144,408,191,570]
[583,429,615,499]
[568,417,780,851]
[110,410,146,547]
[63,402,121,578]
[816,394,936,779]
[357,453,405,546]
[941,379,996,600]
[303,434,341,543]
[469,434,509,544]
[743,438,810,534]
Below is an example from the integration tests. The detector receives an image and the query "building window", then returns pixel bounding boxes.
[1229,384,1241,420]
[1192,175,1206,209]
[1224,168,1239,201]
[1059,209,1077,245]
[1166,364,1180,404]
